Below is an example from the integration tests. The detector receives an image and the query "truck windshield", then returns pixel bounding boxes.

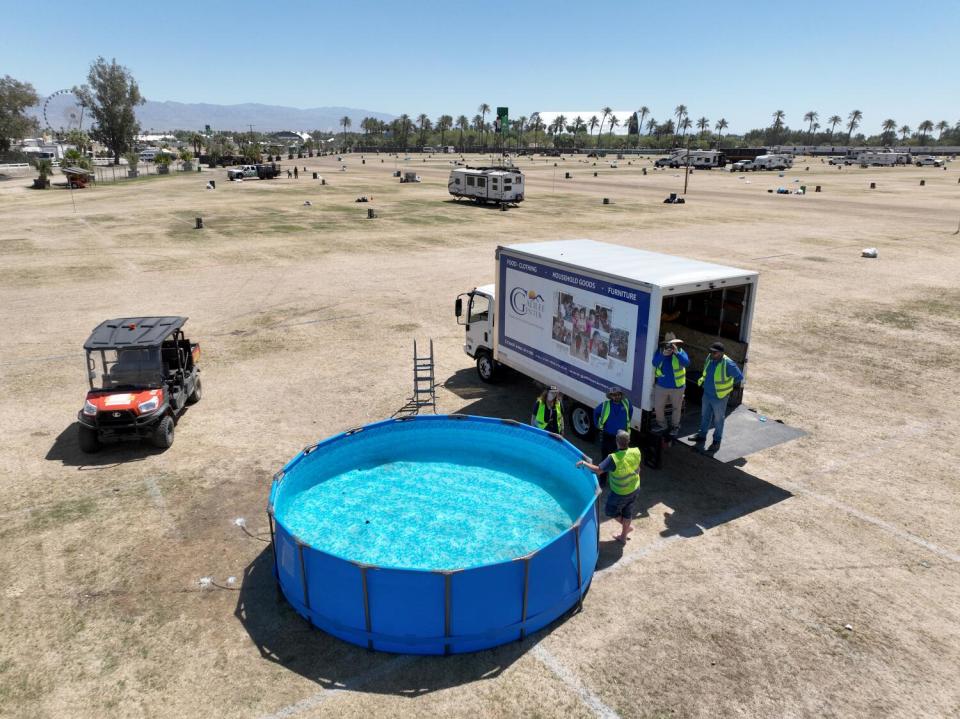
[88,348,165,390]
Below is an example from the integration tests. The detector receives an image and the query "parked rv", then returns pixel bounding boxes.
[448,167,524,204]
[654,150,726,169]
[751,154,793,170]
[454,239,758,437]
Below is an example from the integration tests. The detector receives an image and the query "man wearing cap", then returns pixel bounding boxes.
[531,386,564,435]
[593,387,632,485]
[576,430,641,544]
[651,334,690,436]
[692,342,743,452]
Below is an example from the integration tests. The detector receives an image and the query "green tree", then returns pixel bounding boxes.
[74,57,145,165]
[588,115,599,145]
[607,114,620,136]
[679,116,692,144]
[190,132,203,157]
[478,103,490,148]
[529,113,544,148]
[803,110,818,135]
[881,118,897,144]
[696,116,709,140]
[827,114,842,136]
[899,124,911,141]
[0,75,40,152]
[416,113,431,146]
[598,106,612,138]
[456,114,469,151]
[846,110,862,140]
[436,114,453,147]
[636,106,649,139]
[515,115,528,149]
[917,120,933,144]
[645,117,657,136]
[399,114,411,148]
[65,129,91,154]
[32,157,53,187]
[340,115,351,148]
[673,104,687,144]
[715,118,728,146]
[935,120,949,141]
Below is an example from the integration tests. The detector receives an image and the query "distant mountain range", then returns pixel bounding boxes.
[30,99,395,133]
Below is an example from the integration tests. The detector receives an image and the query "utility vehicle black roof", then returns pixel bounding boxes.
[83,317,187,350]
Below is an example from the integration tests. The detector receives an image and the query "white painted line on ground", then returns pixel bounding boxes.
[258,656,416,719]
[531,645,621,719]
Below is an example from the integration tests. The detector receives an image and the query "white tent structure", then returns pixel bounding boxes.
[534,110,637,136]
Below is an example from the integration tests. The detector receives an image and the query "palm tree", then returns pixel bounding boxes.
[456,115,469,151]
[553,115,567,138]
[917,120,934,144]
[588,115,599,145]
[399,114,411,149]
[190,132,203,157]
[899,125,911,141]
[715,118,728,146]
[515,115,527,148]
[598,107,612,139]
[436,115,453,147]
[828,115,842,136]
[803,111,818,135]
[607,115,620,137]
[645,117,657,136]
[881,118,897,144]
[846,110,863,141]
[637,106,650,140]
[679,117,692,144]
[416,114,431,147]
[936,120,950,141]
[673,104,687,144]
[696,116,709,140]
[529,112,543,148]
[478,103,490,147]
[771,110,786,141]
[340,116,351,148]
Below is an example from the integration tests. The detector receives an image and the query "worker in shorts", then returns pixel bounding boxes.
[576,430,641,544]
[592,387,631,486]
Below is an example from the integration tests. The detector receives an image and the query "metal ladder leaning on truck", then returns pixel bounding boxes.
[454,239,759,442]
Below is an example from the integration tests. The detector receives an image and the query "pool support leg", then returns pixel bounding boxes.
[267,511,278,587]
[297,542,310,610]
[573,524,583,612]
[444,572,452,656]
[519,557,531,642]
[360,566,373,651]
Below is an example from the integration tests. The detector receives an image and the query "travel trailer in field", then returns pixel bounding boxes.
[654,149,727,169]
[448,167,525,204]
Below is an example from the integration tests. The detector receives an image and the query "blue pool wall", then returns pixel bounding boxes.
[268,414,601,655]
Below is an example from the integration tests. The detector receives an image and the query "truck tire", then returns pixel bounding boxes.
[569,404,596,440]
[152,415,175,449]
[476,351,498,383]
[78,425,100,453]
[187,377,202,405]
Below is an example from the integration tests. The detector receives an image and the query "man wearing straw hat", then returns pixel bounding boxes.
[651,332,690,436]
[593,386,632,486]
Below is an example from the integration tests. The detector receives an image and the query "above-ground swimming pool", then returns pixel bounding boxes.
[268,415,600,655]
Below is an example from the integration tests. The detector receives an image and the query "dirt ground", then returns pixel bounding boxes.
[1,150,959,719]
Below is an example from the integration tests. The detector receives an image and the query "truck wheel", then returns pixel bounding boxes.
[78,425,100,453]
[187,377,202,405]
[476,352,498,383]
[569,404,595,440]
[152,415,175,449]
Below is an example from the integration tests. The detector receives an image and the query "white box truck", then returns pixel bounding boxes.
[455,239,759,438]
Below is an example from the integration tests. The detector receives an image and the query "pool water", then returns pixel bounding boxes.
[280,459,582,570]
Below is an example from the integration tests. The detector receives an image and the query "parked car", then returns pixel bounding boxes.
[731,160,754,172]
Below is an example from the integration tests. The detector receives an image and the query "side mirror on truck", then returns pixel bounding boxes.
[455,298,462,318]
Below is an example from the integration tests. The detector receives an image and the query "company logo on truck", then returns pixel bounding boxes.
[509,287,544,318]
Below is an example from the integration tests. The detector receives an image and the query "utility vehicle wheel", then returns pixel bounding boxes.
[569,404,596,440]
[187,377,202,405]
[78,425,100,453]
[152,415,175,449]
[476,352,498,383]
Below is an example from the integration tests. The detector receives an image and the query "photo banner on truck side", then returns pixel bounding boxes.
[498,253,650,407]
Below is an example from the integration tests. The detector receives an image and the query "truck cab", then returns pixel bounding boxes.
[455,284,496,380]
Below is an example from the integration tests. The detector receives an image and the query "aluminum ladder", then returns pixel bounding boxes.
[394,339,436,416]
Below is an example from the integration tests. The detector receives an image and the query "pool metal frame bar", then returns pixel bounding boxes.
[267,415,602,654]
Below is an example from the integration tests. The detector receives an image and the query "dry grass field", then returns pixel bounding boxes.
[1,150,959,719]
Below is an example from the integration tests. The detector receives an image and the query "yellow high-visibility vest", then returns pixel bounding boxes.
[598,398,631,430]
[608,447,641,495]
[654,354,686,388]
[698,355,734,398]
[535,399,563,434]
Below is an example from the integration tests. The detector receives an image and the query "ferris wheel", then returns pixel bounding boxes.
[43,89,85,132]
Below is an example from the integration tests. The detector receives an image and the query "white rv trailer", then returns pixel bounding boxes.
[654,149,727,168]
[448,166,525,204]
[751,154,793,170]
[855,150,910,166]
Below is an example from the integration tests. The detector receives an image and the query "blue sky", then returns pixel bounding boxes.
[3,0,958,133]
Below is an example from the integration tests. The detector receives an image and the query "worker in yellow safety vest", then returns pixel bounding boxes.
[531,386,564,435]
[576,430,641,544]
[592,386,632,487]
[651,334,689,436]
[690,342,744,453]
